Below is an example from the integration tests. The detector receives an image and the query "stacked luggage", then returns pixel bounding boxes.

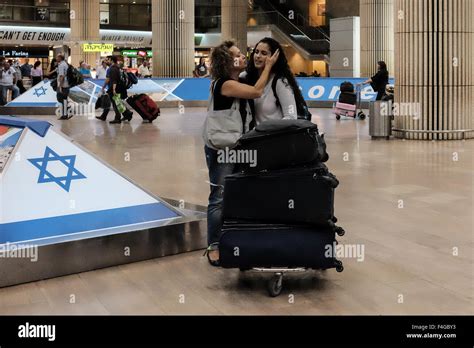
[219,119,346,296]
[333,81,366,120]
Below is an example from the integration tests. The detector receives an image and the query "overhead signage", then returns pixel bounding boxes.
[83,43,114,52]
[0,26,152,46]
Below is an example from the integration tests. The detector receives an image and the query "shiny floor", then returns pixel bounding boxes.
[0,108,473,314]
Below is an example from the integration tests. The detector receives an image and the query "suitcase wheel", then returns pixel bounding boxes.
[335,226,345,237]
[358,111,366,120]
[267,273,283,297]
[336,114,341,120]
[335,260,344,273]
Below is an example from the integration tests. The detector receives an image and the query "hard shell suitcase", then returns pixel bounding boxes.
[237,119,328,173]
[223,163,340,227]
[219,222,342,270]
[127,94,160,122]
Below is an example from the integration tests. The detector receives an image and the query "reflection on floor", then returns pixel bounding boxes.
[0,108,472,314]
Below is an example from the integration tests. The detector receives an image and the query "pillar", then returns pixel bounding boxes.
[360,0,394,76]
[69,0,101,68]
[221,0,248,53]
[394,0,474,140]
[152,0,195,77]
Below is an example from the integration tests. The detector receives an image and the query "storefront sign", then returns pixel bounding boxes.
[0,47,50,58]
[83,43,114,52]
[121,50,153,58]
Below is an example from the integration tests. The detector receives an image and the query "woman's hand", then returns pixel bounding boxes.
[264,49,280,70]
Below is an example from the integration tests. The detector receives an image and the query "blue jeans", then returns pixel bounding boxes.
[204,145,235,248]
[1,85,20,103]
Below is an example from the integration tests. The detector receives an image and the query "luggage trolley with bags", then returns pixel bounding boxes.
[333,81,366,120]
[219,119,346,297]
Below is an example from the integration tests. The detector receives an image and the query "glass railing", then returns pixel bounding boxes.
[252,0,330,42]
[0,4,70,25]
[247,11,329,55]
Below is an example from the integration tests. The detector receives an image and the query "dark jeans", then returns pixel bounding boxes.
[100,90,131,121]
[56,87,70,117]
[204,145,235,247]
[32,76,42,87]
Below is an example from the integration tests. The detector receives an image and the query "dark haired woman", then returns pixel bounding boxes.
[46,58,58,80]
[244,37,304,124]
[203,41,279,266]
[194,57,209,78]
[363,61,389,100]
[31,61,43,86]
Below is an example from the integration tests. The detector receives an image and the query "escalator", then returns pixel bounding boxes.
[249,0,330,58]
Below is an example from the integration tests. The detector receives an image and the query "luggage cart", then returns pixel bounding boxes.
[241,260,345,297]
[333,83,366,120]
[355,83,366,120]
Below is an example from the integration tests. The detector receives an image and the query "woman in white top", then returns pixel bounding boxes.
[31,61,43,86]
[244,37,304,125]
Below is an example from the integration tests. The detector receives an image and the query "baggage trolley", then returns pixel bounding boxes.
[241,261,345,297]
[355,83,366,120]
[333,83,366,120]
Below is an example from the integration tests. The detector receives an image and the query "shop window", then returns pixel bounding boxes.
[116,4,129,25]
[13,6,34,21]
[0,5,13,20]
[129,5,150,26]
[100,3,110,25]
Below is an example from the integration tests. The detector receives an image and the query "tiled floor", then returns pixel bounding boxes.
[0,108,472,314]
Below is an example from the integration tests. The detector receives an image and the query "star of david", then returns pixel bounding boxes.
[28,147,86,192]
[33,86,47,98]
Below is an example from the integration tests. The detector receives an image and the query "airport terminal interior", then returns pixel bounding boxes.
[0,0,472,316]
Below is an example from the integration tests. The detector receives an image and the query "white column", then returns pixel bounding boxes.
[394,0,474,140]
[221,0,248,53]
[69,0,100,67]
[360,0,394,77]
[152,0,195,77]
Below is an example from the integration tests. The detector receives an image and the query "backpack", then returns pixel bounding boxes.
[66,64,84,87]
[120,70,136,90]
[126,71,138,86]
[272,77,312,121]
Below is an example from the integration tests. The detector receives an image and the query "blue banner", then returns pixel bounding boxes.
[9,77,395,107]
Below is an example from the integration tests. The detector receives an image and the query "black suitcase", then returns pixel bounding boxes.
[237,119,328,173]
[340,81,355,93]
[223,163,341,228]
[339,92,357,105]
[219,222,343,270]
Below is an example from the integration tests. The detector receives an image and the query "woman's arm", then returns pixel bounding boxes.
[276,78,298,119]
[221,49,280,99]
